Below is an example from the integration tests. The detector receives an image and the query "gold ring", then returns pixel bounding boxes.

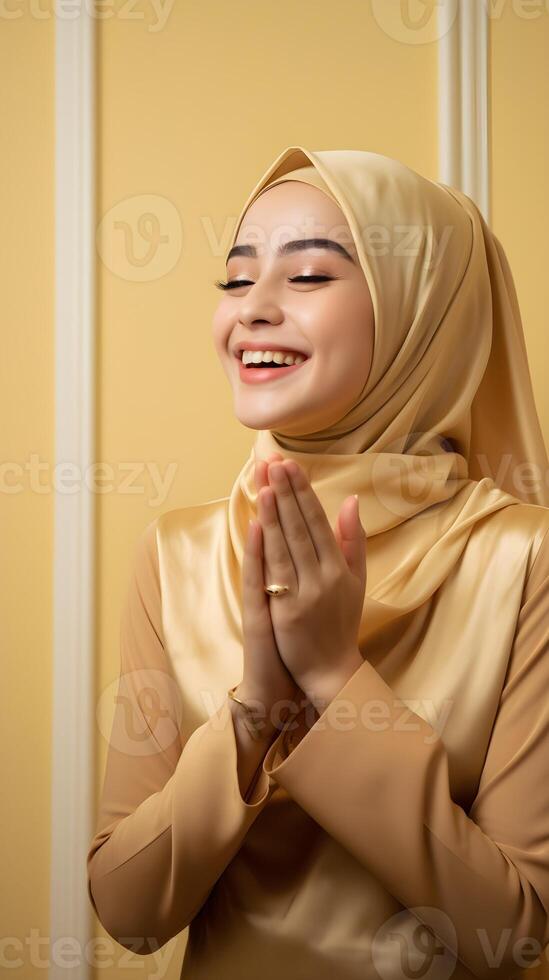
[264,583,290,596]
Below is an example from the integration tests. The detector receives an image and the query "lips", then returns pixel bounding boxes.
[237,356,309,385]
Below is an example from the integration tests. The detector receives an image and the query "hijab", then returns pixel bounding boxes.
[218,146,549,647]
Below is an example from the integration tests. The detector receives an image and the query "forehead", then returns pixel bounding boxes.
[235,180,356,254]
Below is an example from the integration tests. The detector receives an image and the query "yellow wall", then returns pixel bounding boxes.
[491,3,549,443]
[0,4,55,971]
[2,2,547,977]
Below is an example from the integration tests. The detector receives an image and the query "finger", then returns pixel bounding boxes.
[281,459,343,568]
[258,485,299,591]
[268,462,319,572]
[336,496,367,586]
[242,519,274,638]
[254,452,284,493]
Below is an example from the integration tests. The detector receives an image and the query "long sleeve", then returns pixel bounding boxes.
[262,528,549,980]
[87,518,277,955]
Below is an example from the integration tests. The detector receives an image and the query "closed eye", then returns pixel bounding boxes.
[214,275,336,290]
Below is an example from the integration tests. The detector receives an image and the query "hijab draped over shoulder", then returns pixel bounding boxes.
[221,145,549,646]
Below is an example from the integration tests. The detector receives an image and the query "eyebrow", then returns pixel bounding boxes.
[226,237,356,265]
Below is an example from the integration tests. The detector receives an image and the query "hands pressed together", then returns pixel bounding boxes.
[239,450,367,735]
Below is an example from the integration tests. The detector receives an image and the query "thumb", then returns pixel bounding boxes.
[335,495,367,585]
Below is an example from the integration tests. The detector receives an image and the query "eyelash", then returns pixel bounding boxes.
[214,275,335,291]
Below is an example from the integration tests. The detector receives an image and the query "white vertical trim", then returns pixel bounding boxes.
[51,11,95,980]
[438,0,460,190]
[438,0,490,223]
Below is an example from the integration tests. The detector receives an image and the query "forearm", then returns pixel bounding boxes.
[88,697,278,953]
[263,647,549,980]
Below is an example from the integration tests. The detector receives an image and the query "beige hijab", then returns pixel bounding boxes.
[224,145,548,645]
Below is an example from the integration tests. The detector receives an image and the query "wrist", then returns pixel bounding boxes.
[228,686,279,743]
[301,649,364,708]
[233,682,302,732]
[230,704,276,744]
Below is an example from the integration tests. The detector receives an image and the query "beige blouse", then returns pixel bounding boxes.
[87,501,549,980]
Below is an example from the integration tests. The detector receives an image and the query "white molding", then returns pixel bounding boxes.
[438,0,490,223]
[51,11,95,980]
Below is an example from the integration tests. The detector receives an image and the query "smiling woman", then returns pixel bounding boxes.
[87,145,549,980]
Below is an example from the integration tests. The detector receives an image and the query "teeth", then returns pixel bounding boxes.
[241,349,306,366]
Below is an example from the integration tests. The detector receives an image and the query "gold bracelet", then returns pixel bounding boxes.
[227,685,264,741]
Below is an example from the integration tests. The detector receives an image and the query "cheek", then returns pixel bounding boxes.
[211,306,232,354]
[309,292,373,369]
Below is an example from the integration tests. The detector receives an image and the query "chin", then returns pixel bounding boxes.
[233,402,303,434]
[235,412,289,432]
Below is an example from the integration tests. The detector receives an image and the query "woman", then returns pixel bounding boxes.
[87,146,549,980]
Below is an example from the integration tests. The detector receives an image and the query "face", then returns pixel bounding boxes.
[212,180,375,437]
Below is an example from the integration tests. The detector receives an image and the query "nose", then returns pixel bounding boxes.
[237,279,284,330]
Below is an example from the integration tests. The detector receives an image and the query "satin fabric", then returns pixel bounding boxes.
[87,503,549,980]
[224,145,548,652]
[87,146,549,979]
